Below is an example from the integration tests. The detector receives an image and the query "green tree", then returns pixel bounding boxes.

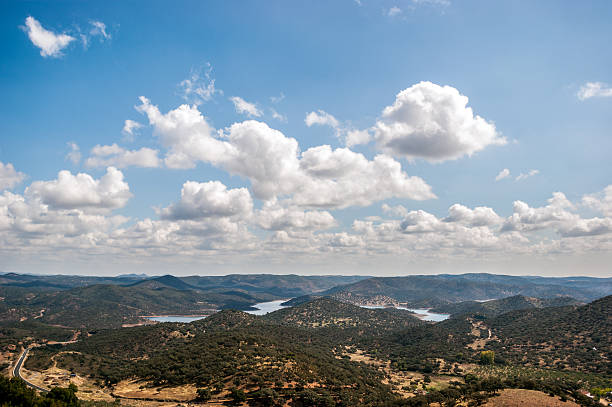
[195,387,211,402]
[230,388,246,405]
[479,350,495,365]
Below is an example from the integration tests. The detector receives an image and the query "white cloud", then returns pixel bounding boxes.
[85,144,161,168]
[89,21,110,40]
[328,232,364,248]
[374,81,506,162]
[25,167,131,211]
[559,217,612,237]
[256,201,336,231]
[137,98,435,207]
[122,119,143,140]
[499,189,612,240]
[501,192,575,233]
[270,108,287,122]
[382,203,409,218]
[136,96,231,169]
[0,162,25,191]
[515,169,539,181]
[577,82,612,100]
[304,110,339,128]
[345,129,372,147]
[582,185,612,217]
[304,110,371,148]
[65,142,81,165]
[180,64,222,105]
[160,181,252,221]
[387,6,402,16]
[444,204,501,226]
[495,168,510,181]
[22,16,75,58]
[294,145,435,208]
[230,96,262,117]
[0,189,128,238]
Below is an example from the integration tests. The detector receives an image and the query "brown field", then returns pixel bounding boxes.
[483,389,580,407]
[113,380,197,402]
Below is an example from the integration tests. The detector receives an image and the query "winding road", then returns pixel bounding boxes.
[12,348,48,392]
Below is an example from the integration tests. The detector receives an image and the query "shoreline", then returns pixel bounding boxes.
[140,314,215,318]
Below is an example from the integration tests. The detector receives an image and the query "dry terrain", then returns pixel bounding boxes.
[483,389,580,407]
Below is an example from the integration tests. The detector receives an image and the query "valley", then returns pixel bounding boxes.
[1,272,611,406]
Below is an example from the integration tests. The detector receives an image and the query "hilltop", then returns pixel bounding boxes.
[430,295,583,317]
[264,297,423,332]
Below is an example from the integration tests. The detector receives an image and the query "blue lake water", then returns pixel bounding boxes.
[144,300,289,322]
[245,299,290,315]
[360,305,449,322]
[143,300,449,323]
[145,315,209,323]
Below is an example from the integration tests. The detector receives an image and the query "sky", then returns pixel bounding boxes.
[0,0,611,277]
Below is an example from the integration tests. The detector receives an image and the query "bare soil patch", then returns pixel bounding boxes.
[483,389,580,407]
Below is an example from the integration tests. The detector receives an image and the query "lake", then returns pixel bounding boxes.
[145,315,209,323]
[144,300,449,323]
[245,299,290,315]
[144,300,289,322]
[360,305,449,322]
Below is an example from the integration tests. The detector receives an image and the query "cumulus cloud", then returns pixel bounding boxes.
[136,98,435,207]
[498,188,612,240]
[0,190,128,238]
[345,129,372,147]
[135,96,231,169]
[85,144,161,168]
[160,181,252,221]
[0,162,25,191]
[495,168,510,181]
[515,169,539,181]
[501,192,576,233]
[374,81,506,162]
[577,82,612,100]
[22,16,75,58]
[230,96,262,117]
[294,145,435,208]
[558,217,612,237]
[180,64,222,105]
[256,201,336,231]
[382,203,409,218]
[25,167,131,211]
[444,204,501,226]
[582,185,612,217]
[305,110,339,128]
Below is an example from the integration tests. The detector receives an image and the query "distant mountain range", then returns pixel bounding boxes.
[430,294,583,317]
[1,272,611,330]
[324,273,612,307]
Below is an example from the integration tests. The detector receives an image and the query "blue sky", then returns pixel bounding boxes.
[0,1,611,276]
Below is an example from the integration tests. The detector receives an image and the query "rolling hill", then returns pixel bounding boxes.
[324,274,612,307]
[430,295,583,317]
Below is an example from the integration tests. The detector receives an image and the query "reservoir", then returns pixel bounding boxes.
[245,299,290,315]
[144,299,289,322]
[145,315,209,323]
[360,305,449,322]
[144,300,448,323]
